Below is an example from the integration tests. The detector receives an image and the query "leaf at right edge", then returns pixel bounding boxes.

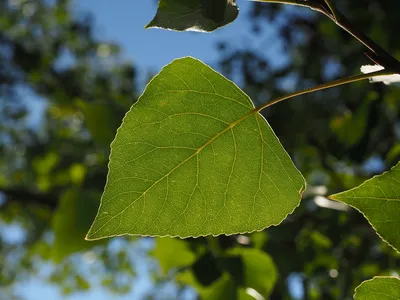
[86,57,306,240]
[354,277,400,300]
[329,162,400,252]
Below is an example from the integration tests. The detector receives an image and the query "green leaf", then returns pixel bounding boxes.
[224,248,278,297]
[204,274,236,300]
[178,271,236,300]
[152,237,197,275]
[86,57,305,240]
[330,100,371,147]
[329,162,400,252]
[146,0,239,32]
[354,277,400,300]
[52,189,101,261]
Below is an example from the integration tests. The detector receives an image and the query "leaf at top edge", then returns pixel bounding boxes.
[146,0,239,32]
[86,56,306,240]
[354,277,400,300]
[329,162,400,253]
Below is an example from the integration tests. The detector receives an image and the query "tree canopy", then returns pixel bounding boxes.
[0,0,399,299]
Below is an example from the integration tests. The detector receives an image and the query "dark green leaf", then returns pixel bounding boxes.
[146,0,239,32]
[193,252,223,286]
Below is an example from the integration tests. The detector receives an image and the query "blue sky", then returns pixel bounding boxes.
[75,0,251,74]
[73,0,281,88]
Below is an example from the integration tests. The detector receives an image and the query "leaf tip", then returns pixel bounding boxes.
[85,230,98,241]
[327,194,338,201]
[144,20,154,29]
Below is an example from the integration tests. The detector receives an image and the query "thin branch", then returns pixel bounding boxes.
[250,0,313,9]
[323,0,338,20]
[256,69,394,112]
[251,0,332,16]
[253,0,400,73]
[328,10,400,73]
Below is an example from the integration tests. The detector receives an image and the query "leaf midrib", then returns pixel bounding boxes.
[88,108,258,238]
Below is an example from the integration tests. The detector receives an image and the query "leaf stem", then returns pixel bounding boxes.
[250,0,315,9]
[256,70,394,112]
[322,0,338,20]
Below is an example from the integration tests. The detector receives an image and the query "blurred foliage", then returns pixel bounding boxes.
[0,0,400,299]
[0,0,144,298]
[214,0,400,298]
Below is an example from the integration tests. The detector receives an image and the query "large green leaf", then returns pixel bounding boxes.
[329,162,400,252]
[86,57,305,240]
[146,0,239,32]
[354,277,400,300]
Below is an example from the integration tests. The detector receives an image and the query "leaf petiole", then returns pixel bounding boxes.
[256,70,395,112]
[323,0,338,20]
[250,0,316,10]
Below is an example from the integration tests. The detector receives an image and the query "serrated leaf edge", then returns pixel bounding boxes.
[353,276,400,299]
[86,56,306,241]
[329,162,400,253]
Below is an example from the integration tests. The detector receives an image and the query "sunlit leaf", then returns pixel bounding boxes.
[146,0,239,32]
[329,162,400,252]
[354,277,400,300]
[86,57,305,239]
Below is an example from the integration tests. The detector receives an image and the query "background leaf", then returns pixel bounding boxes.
[223,248,278,297]
[329,162,400,252]
[146,0,239,32]
[79,101,121,146]
[152,237,197,275]
[52,189,101,262]
[354,277,400,300]
[87,57,305,239]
